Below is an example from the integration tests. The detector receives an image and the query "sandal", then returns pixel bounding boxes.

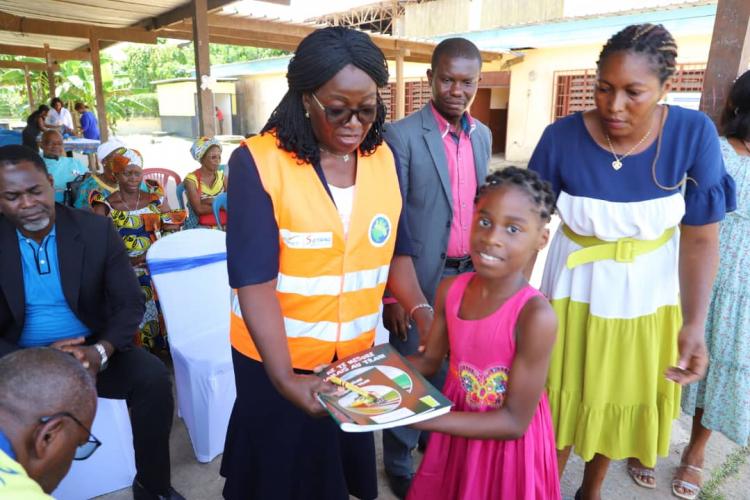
[627,460,656,489]
[671,464,702,500]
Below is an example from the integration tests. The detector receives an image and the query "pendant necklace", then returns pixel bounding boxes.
[320,145,352,163]
[122,189,141,212]
[605,117,655,171]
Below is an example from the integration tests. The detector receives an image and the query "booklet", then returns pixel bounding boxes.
[316,344,452,432]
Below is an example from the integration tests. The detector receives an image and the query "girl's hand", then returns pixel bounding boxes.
[277,373,336,417]
[665,323,708,384]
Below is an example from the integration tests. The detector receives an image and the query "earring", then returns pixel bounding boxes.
[305,110,310,118]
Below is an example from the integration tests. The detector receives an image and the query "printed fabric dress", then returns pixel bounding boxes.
[529,106,736,467]
[682,137,750,445]
[407,274,561,500]
[91,188,183,351]
[184,169,225,228]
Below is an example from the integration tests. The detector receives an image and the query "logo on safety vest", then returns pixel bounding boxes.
[369,214,391,247]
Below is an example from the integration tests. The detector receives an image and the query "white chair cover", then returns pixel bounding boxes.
[146,228,235,463]
[53,398,136,500]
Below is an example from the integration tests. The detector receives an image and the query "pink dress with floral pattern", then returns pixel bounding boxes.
[407,273,561,500]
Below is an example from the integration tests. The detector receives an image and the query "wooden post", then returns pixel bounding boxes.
[89,35,109,142]
[192,0,215,137]
[23,66,34,110]
[699,0,750,126]
[395,51,405,120]
[44,43,56,99]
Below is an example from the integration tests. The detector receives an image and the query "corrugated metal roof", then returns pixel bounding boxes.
[204,55,293,78]
[0,0,196,50]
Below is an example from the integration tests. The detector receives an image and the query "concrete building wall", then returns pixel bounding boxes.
[504,33,712,161]
[404,0,563,37]
[235,74,288,134]
[156,81,237,117]
[480,0,563,32]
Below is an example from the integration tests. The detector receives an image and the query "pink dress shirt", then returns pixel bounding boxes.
[430,103,477,258]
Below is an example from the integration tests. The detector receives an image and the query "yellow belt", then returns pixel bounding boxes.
[562,225,675,269]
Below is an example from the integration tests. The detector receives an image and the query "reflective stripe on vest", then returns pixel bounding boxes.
[229,132,402,370]
[276,264,390,296]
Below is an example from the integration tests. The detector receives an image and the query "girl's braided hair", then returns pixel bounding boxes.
[475,167,556,222]
[261,27,389,166]
[597,23,678,84]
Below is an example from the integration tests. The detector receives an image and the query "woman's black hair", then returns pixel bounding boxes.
[50,97,63,107]
[261,26,389,165]
[475,167,556,223]
[597,23,678,84]
[28,104,50,125]
[720,70,750,140]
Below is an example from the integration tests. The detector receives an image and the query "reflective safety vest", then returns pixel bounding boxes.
[230,132,402,370]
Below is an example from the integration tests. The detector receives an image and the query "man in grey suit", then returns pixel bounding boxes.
[381,38,491,498]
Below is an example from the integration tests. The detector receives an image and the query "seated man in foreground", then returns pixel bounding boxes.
[0,145,184,500]
[0,348,98,498]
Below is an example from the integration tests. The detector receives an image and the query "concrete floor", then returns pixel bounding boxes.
[97,408,749,500]
[94,147,748,500]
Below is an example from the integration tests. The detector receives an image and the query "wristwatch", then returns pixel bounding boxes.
[93,343,109,371]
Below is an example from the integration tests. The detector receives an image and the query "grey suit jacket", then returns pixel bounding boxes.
[384,104,492,304]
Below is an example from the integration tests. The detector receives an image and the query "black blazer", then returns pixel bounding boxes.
[0,204,145,356]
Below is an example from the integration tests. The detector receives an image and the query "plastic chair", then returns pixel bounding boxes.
[146,229,235,463]
[53,398,136,499]
[175,182,186,210]
[142,168,182,189]
[212,192,228,230]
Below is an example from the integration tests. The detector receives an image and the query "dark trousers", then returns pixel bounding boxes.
[382,264,471,478]
[96,347,174,495]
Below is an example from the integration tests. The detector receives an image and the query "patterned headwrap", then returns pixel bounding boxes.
[97,138,127,166]
[111,148,144,174]
[190,136,222,162]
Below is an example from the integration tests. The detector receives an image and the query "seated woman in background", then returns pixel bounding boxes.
[184,136,227,229]
[91,148,185,352]
[74,138,126,208]
[74,138,150,209]
[22,104,51,151]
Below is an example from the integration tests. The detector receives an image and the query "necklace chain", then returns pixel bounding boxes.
[122,189,141,212]
[319,145,352,163]
[605,117,656,171]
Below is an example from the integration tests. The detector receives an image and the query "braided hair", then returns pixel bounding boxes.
[597,23,678,84]
[262,27,389,165]
[720,70,750,141]
[475,167,556,223]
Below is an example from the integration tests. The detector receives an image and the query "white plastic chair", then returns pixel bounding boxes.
[53,398,136,499]
[146,228,235,463]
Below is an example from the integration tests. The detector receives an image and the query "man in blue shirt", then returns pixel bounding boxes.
[0,348,97,498]
[0,145,184,500]
[39,130,86,204]
[74,102,100,140]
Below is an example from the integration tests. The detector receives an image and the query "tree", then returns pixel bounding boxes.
[121,41,287,92]
[0,56,151,129]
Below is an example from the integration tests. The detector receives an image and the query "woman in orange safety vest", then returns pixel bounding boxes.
[221,27,432,500]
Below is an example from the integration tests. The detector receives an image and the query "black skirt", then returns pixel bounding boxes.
[220,349,378,500]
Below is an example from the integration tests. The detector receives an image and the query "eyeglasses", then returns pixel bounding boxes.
[39,412,102,460]
[310,93,378,125]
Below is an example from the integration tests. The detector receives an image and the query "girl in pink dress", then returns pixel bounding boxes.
[407,167,561,500]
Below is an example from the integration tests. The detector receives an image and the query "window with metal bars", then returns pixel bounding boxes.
[381,79,432,121]
[552,64,706,120]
